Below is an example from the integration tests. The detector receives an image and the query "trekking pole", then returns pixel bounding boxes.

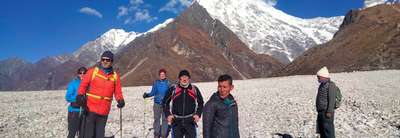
[120,108,122,138]
[76,106,82,137]
[143,98,147,137]
[81,107,87,138]
[143,97,154,138]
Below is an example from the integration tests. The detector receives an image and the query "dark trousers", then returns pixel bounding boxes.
[82,112,108,138]
[153,104,169,138]
[68,112,81,138]
[317,112,335,138]
[171,123,197,138]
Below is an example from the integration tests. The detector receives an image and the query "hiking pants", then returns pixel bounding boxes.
[171,123,197,138]
[153,103,169,138]
[82,112,108,138]
[317,112,335,138]
[67,112,81,138]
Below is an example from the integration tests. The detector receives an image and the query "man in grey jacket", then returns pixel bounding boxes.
[203,74,239,138]
[316,66,339,138]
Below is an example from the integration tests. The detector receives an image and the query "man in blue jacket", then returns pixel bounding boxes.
[65,67,87,138]
[143,69,171,138]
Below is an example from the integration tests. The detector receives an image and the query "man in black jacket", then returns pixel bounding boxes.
[162,70,204,138]
[203,74,239,138]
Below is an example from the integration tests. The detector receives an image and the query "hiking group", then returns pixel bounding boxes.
[65,51,342,138]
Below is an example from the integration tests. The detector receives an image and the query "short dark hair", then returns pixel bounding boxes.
[77,67,87,74]
[218,74,233,85]
[178,69,190,78]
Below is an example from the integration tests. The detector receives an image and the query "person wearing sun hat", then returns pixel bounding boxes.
[315,66,341,138]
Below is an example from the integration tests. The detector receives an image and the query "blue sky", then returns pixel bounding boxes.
[0,0,364,63]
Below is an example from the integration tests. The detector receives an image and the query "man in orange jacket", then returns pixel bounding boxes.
[76,51,125,138]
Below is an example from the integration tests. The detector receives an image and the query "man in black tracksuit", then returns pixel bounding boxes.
[162,70,204,138]
[316,67,338,138]
[203,74,239,138]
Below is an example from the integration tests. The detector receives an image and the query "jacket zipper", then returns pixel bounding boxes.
[182,88,186,124]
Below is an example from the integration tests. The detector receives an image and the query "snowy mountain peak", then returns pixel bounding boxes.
[72,29,140,65]
[364,0,400,8]
[46,55,72,64]
[197,0,344,63]
[99,29,137,48]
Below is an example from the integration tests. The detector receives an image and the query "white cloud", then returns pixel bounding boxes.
[159,0,192,14]
[118,0,158,24]
[79,7,103,18]
[134,9,157,23]
[130,0,144,6]
[129,0,144,10]
[117,6,128,18]
[124,18,132,24]
[123,9,157,24]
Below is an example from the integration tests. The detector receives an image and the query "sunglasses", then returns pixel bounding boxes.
[101,58,112,62]
[79,72,86,75]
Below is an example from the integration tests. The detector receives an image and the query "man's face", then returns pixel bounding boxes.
[78,71,86,79]
[159,72,166,80]
[218,80,234,99]
[317,76,328,83]
[100,57,112,68]
[179,76,190,85]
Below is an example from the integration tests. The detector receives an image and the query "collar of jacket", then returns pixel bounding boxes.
[97,64,113,74]
[215,92,236,106]
[179,83,191,89]
[159,79,168,82]
[319,79,330,84]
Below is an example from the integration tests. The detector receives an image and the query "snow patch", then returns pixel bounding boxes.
[147,18,174,33]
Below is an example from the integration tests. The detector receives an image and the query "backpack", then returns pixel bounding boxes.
[171,84,197,101]
[91,67,117,82]
[329,82,342,109]
[170,84,199,117]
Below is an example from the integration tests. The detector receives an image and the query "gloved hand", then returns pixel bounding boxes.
[70,102,80,108]
[76,95,86,106]
[143,93,150,99]
[117,99,125,108]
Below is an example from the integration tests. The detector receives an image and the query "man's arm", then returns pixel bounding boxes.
[162,87,174,117]
[147,81,157,97]
[327,82,337,113]
[203,101,216,138]
[65,80,76,102]
[195,86,204,117]
[114,72,124,102]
